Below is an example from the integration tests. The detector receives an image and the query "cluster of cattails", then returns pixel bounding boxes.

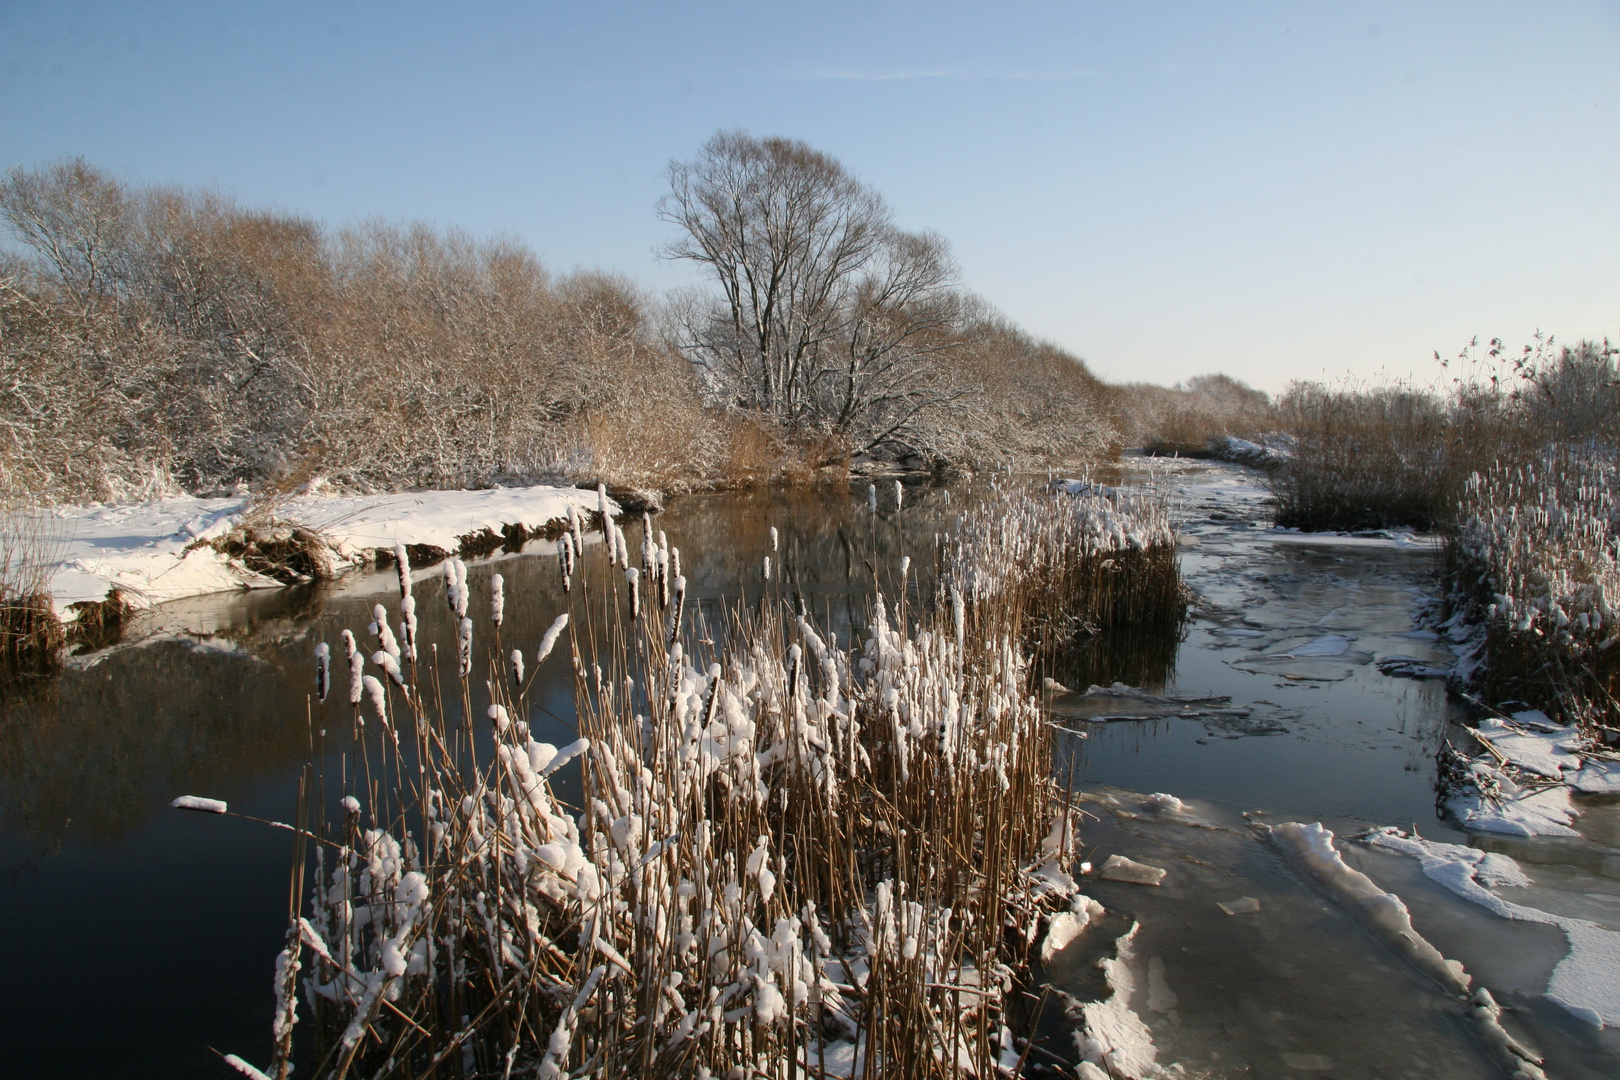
[229,492,1138,1080]
[1448,446,1620,729]
[944,480,1188,662]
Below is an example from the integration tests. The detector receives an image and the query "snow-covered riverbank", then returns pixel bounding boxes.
[38,485,613,621]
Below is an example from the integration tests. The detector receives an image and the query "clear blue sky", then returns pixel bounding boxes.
[3,1,1616,392]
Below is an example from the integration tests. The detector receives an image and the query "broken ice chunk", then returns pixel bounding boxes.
[1098,854,1167,886]
[1218,896,1261,915]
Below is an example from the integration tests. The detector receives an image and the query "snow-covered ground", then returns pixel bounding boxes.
[38,485,612,621]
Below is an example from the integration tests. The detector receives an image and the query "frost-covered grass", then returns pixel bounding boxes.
[219,485,1186,1079]
[1446,446,1620,733]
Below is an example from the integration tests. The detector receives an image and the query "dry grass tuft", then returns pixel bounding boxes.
[0,510,66,675]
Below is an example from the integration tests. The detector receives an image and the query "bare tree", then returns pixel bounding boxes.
[0,158,132,315]
[661,132,966,458]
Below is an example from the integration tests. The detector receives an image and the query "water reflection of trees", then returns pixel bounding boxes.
[1043,622,1185,693]
[0,484,976,849]
[0,641,313,846]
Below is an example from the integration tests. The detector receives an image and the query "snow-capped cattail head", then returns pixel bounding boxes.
[490,573,505,628]
[671,547,681,582]
[372,649,405,687]
[763,555,772,581]
[314,642,331,703]
[868,484,878,513]
[347,653,364,704]
[362,674,387,724]
[667,575,687,647]
[393,542,412,601]
[536,613,569,665]
[597,483,610,533]
[626,566,640,619]
[770,526,779,552]
[400,594,418,663]
[371,604,401,661]
[900,556,911,577]
[510,648,525,688]
[894,480,903,511]
[451,560,469,619]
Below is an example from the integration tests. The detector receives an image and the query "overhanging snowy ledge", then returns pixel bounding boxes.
[44,484,615,623]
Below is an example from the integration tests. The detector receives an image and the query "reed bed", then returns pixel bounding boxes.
[946,480,1189,668]
[222,483,1187,1079]
[1447,446,1620,733]
[1268,384,1472,532]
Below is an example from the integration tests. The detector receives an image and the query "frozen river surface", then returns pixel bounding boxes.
[0,460,1614,1078]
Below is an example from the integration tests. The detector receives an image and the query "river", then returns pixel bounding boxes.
[1,459,1614,1079]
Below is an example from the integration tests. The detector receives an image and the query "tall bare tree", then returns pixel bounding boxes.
[661,132,967,458]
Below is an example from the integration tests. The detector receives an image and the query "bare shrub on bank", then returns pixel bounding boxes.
[3,151,1129,506]
[1120,374,1275,458]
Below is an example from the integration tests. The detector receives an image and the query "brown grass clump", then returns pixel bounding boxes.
[1268,383,1475,532]
[0,510,66,675]
[947,479,1190,666]
[1121,374,1276,459]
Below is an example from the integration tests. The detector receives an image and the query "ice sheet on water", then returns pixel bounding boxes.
[1217,896,1261,916]
[1071,923,1168,1080]
[1274,634,1353,657]
[1366,829,1620,1028]
[1229,657,1358,682]
[1270,821,1471,995]
[172,795,227,814]
[1377,655,1453,679]
[1047,683,1244,723]
[1060,793,1504,1078]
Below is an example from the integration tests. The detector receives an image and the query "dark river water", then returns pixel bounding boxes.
[2,461,1615,1079]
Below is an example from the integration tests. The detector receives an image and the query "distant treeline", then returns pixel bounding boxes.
[0,144,1269,505]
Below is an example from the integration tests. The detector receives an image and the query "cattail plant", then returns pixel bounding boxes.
[1446,445,1620,733]
[223,484,1191,1079]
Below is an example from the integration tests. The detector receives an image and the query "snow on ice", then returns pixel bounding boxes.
[1368,829,1620,1028]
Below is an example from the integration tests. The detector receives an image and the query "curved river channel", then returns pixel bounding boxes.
[2,459,1616,1079]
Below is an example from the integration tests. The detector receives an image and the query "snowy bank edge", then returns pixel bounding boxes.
[46,485,616,623]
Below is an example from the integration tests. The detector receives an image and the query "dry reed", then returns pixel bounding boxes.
[1447,445,1620,733]
[0,510,66,675]
[220,481,1187,1079]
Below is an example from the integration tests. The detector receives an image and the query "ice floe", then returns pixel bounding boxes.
[1367,829,1620,1028]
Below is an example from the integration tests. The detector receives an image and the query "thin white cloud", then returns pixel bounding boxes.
[798,68,1104,83]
